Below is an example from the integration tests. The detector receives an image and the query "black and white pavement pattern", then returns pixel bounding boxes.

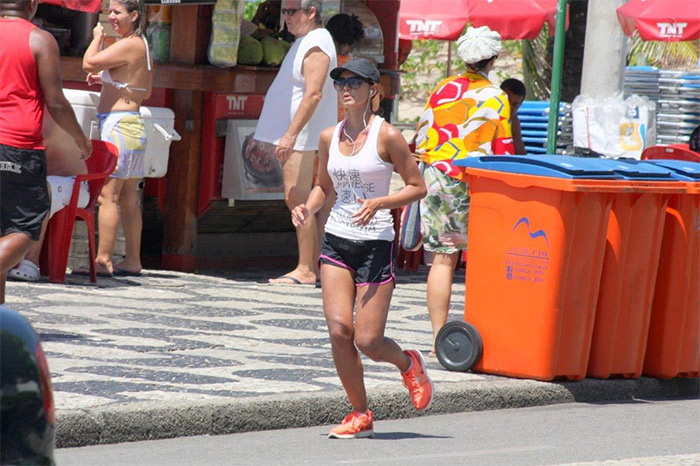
[7,267,484,412]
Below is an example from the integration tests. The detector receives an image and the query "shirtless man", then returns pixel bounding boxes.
[8,112,90,282]
[0,0,91,304]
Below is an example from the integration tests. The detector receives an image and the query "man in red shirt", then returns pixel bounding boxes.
[0,0,91,304]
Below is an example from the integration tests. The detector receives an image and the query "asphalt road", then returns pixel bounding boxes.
[56,398,700,466]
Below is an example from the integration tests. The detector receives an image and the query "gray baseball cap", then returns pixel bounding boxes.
[330,57,380,83]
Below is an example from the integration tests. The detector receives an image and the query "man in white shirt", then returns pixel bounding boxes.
[254,0,337,286]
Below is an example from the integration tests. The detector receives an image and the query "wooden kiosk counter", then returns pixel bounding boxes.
[59,2,401,272]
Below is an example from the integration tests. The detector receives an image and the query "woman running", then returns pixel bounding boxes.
[291,57,432,439]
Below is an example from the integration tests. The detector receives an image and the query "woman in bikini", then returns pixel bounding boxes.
[81,0,152,277]
[291,58,431,439]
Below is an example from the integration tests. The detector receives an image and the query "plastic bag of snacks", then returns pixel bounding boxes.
[207,0,245,68]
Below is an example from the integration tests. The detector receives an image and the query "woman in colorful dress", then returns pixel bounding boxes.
[415,26,515,353]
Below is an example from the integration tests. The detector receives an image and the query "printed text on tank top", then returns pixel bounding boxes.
[325,115,394,241]
[99,36,152,92]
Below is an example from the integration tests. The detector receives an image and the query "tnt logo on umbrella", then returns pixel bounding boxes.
[405,20,442,36]
[617,0,700,42]
[656,22,688,38]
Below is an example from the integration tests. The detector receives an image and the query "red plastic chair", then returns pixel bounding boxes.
[641,144,700,162]
[39,140,118,283]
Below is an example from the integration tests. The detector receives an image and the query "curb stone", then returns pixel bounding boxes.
[56,377,699,448]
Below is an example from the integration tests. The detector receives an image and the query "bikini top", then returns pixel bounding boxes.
[99,36,152,92]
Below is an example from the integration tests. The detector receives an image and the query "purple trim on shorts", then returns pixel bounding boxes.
[356,275,395,287]
[319,254,357,273]
[356,241,396,287]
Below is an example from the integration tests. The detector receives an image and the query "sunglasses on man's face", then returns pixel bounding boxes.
[333,76,369,91]
[281,7,303,16]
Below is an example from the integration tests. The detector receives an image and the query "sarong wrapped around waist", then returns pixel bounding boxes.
[98,111,147,179]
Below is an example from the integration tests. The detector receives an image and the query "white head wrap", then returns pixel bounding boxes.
[457,26,502,64]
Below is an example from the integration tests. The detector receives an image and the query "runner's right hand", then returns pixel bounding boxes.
[291,204,309,227]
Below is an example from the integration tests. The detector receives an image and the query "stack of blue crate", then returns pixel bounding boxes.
[517,101,574,155]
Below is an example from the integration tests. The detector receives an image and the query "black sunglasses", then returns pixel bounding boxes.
[281,7,303,16]
[333,76,370,91]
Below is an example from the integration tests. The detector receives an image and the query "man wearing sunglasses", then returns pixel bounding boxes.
[254,0,337,286]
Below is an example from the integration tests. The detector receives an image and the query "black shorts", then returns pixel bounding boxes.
[0,143,50,241]
[319,233,395,286]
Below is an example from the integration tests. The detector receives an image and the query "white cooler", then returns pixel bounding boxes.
[61,89,180,178]
[138,106,181,177]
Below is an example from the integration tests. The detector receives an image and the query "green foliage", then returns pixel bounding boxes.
[243,0,264,21]
[399,40,447,110]
[628,34,700,69]
[522,28,552,101]
[502,40,522,55]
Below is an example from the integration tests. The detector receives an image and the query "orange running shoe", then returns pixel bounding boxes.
[401,349,434,410]
[328,410,374,439]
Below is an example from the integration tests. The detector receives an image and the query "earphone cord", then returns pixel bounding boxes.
[342,96,373,155]
[342,93,374,240]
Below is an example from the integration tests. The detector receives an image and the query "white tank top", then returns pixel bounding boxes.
[324,116,395,242]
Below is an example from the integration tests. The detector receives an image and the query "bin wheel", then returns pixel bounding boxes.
[435,321,483,372]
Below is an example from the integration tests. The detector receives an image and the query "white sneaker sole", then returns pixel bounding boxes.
[328,428,374,439]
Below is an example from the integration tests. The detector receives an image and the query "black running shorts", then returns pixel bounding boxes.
[319,232,395,286]
[0,143,50,241]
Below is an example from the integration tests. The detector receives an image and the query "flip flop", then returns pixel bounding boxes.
[113,267,142,277]
[71,265,113,278]
[268,275,315,286]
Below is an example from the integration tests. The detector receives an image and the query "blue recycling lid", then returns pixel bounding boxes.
[593,158,678,181]
[453,155,623,179]
[640,160,700,181]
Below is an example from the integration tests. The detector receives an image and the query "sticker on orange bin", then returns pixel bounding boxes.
[505,217,550,284]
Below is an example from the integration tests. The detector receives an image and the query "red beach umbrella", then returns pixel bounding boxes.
[617,0,700,42]
[398,0,470,41]
[398,0,567,41]
[533,0,570,31]
[465,0,549,40]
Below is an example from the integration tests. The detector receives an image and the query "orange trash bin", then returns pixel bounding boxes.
[452,156,627,381]
[641,160,700,379]
[586,160,686,379]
